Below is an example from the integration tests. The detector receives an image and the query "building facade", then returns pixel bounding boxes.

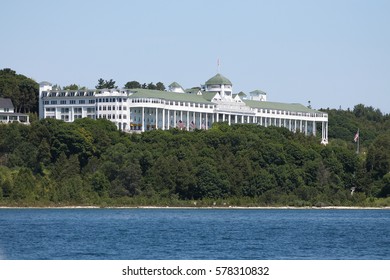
[39,74,328,144]
[0,98,30,124]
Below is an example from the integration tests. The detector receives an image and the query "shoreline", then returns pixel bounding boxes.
[0,205,389,210]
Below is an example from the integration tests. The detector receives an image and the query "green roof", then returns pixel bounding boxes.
[129,88,213,104]
[244,100,323,113]
[184,88,201,94]
[202,91,219,101]
[128,88,323,113]
[205,73,232,85]
[250,89,267,95]
[169,82,182,88]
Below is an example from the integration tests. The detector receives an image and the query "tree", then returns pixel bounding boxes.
[63,84,79,90]
[156,82,165,91]
[90,171,110,198]
[12,168,36,200]
[124,81,141,89]
[147,82,157,90]
[95,78,117,89]
[0,68,39,113]
[366,132,390,180]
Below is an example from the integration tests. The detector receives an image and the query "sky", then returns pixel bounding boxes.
[1,0,390,113]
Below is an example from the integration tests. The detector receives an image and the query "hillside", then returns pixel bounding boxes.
[0,115,389,207]
[0,68,389,207]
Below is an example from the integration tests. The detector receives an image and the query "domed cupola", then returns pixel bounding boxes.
[204,73,233,100]
[168,82,184,93]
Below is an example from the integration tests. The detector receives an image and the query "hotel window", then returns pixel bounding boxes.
[60,100,66,104]
[108,106,111,110]
[103,106,106,110]
[44,101,49,104]
[89,100,95,104]
[123,106,127,110]
[79,100,85,104]
[50,100,57,104]
[70,100,76,104]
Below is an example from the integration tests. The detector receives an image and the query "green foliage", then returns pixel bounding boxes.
[0,68,39,113]
[95,78,117,89]
[124,80,165,91]
[63,84,79,90]
[124,81,141,89]
[0,85,389,206]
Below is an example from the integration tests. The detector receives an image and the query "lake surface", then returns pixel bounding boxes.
[0,208,389,260]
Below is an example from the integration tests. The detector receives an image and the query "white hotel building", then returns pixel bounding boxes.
[39,73,328,144]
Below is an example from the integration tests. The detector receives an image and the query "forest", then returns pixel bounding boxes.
[0,116,389,207]
[0,69,389,207]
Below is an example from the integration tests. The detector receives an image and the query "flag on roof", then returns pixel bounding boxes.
[354,129,359,142]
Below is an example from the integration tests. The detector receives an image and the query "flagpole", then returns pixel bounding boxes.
[356,128,360,154]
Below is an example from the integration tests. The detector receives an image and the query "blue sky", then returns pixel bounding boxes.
[2,0,390,113]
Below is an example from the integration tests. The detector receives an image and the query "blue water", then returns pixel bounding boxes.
[0,208,389,260]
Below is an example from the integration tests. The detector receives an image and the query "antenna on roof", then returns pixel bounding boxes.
[217,58,220,73]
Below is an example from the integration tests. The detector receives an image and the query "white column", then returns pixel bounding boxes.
[187,111,190,130]
[325,121,328,141]
[206,113,208,129]
[155,108,158,129]
[305,120,308,135]
[228,114,231,125]
[141,107,145,132]
[313,120,316,136]
[162,108,165,130]
[173,110,177,128]
[167,109,170,129]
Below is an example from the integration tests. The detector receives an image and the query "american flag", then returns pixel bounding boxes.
[354,129,359,142]
[177,120,185,129]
